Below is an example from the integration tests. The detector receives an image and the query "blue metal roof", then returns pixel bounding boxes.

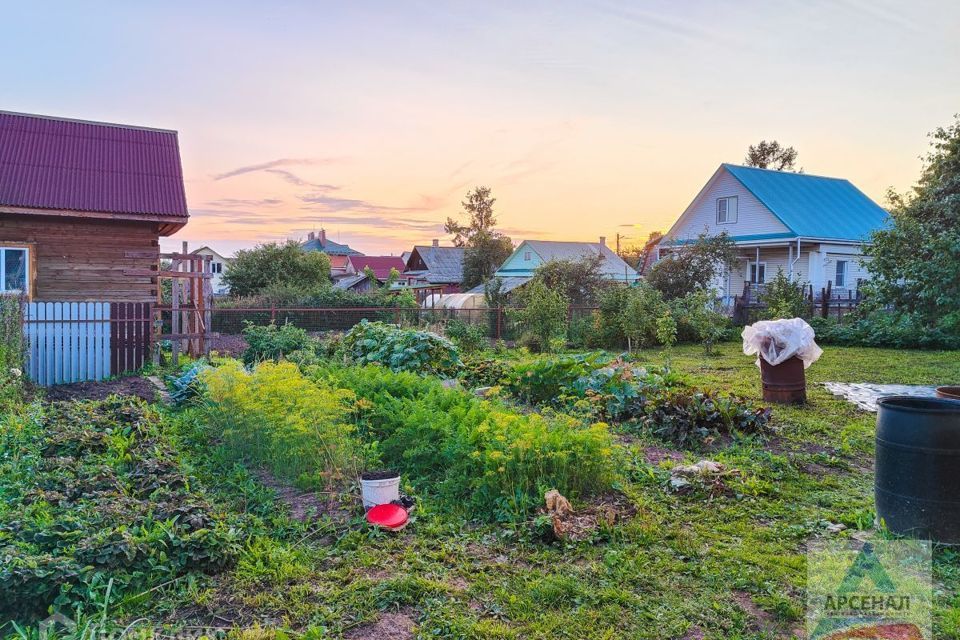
[302,237,361,255]
[722,164,890,241]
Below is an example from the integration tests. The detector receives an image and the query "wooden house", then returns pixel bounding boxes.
[0,111,189,302]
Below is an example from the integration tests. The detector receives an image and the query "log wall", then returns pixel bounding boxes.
[0,213,160,302]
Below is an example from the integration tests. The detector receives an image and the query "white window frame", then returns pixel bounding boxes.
[0,246,30,294]
[716,196,738,225]
[835,260,848,288]
[746,260,767,284]
[211,261,223,274]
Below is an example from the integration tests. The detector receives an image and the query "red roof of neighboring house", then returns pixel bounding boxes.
[0,111,189,235]
[348,255,406,280]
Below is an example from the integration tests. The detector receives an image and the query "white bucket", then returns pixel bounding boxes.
[360,471,400,509]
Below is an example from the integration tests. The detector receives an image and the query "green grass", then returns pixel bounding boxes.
[5,343,960,639]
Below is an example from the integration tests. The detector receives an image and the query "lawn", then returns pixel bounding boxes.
[3,342,960,639]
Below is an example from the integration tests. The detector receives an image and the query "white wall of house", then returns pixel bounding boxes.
[664,168,790,242]
[191,247,231,295]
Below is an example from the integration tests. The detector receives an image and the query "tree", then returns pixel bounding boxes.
[646,232,737,300]
[511,279,568,353]
[530,254,608,306]
[864,115,960,331]
[744,140,798,171]
[223,240,331,297]
[445,187,514,289]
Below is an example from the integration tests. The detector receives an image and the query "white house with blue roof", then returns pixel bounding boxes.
[469,238,639,294]
[658,163,890,302]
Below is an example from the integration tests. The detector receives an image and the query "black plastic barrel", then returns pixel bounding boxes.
[875,395,960,543]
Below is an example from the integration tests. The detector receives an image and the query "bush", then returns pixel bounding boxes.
[317,365,617,521]
[241,321,317,365]
[621,282,670,349]
[810,313,960,350]
[502,354,604,405]
[761,269,810,320]
[202,361,360,487]
[339,320,461,376]
[511,280,568,353]
[669,290,732,354]
[446,319,488,354]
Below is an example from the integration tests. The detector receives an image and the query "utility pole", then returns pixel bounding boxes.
[616,233,631,257]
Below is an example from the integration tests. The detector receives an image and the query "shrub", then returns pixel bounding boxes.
[511,280,568,353]
[446,319,488,354]
[317,365,617,521]
[168,359,210,406]
[339,320,461,376]
[241,321,317,365]
[202,361,360,487]
[647,232,737,300]
[669,290,732,354]
[222,240,331,297]
[810,313,960,350]
[761,269,810,320]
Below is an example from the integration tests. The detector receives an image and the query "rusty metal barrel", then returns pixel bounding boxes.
[759,356,806,404]
[876,396,960,543]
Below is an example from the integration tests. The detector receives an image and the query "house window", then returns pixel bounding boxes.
[523,251,531,261]
[835,260,847,288]
[716,196,738,224]
[210,262,223,274]
[747,261,766,284]
[0,247,29,293]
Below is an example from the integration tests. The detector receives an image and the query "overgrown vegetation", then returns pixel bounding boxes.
[241,320,316,365]
[0,295,24,411]
[511,279,568,353]
[761,268,810,320]
[222,240,332,297]
[0,397,243,622]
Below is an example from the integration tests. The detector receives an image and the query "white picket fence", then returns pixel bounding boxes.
[23,302,112,385]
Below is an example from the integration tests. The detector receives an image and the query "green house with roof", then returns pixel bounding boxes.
[657,163,891,302]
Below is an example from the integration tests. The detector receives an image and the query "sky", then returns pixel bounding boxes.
[2,0,958,256]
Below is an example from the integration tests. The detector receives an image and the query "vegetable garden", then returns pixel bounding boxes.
[3,319,960,639]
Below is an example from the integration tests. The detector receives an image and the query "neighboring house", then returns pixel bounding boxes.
[469,237,640,294]
[657,164,890,302]
[334,255,408,293]
[190,246,232,295]
[0,111,188,302]
[403,240,465,297]
[302,229,362,277]
[345,255,407,282]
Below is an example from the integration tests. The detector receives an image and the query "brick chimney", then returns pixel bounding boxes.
[599,236,606,248]
[319,229,327,245]
[307,231,315,241]
[432,238,439,247]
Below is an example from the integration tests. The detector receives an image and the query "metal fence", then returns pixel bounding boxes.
[198,306,601,342]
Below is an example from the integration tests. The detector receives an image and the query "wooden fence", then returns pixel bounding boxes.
[22,301,152,386]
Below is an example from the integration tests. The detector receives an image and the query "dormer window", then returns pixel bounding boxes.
[524,251,532,261]
[717,196,738,224]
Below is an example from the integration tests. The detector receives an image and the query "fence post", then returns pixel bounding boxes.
[496,307,502,341]
[270,305,277,324]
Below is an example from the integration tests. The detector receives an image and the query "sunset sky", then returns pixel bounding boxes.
[2,1,958,256]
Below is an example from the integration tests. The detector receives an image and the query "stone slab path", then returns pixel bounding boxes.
[822,382,937,412]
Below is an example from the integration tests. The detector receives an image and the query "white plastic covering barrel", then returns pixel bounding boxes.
[742,318,823,369]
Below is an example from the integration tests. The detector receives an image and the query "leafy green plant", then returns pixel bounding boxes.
[501,354,603,405]
[445,319,488,354]
[669,289,732,354]
[167,359,209,406]
[761,268,810,320]
[202,361,360,488]
[511,279,568,353]
[810,313,960,350]
[242,320,317,365]
[639,389,771,448]
[338,319,461,376]
[458,355,508,388]
[0,294,24,410]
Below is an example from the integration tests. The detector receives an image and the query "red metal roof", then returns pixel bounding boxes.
[0,111,189,229]
[348,255,406,280]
